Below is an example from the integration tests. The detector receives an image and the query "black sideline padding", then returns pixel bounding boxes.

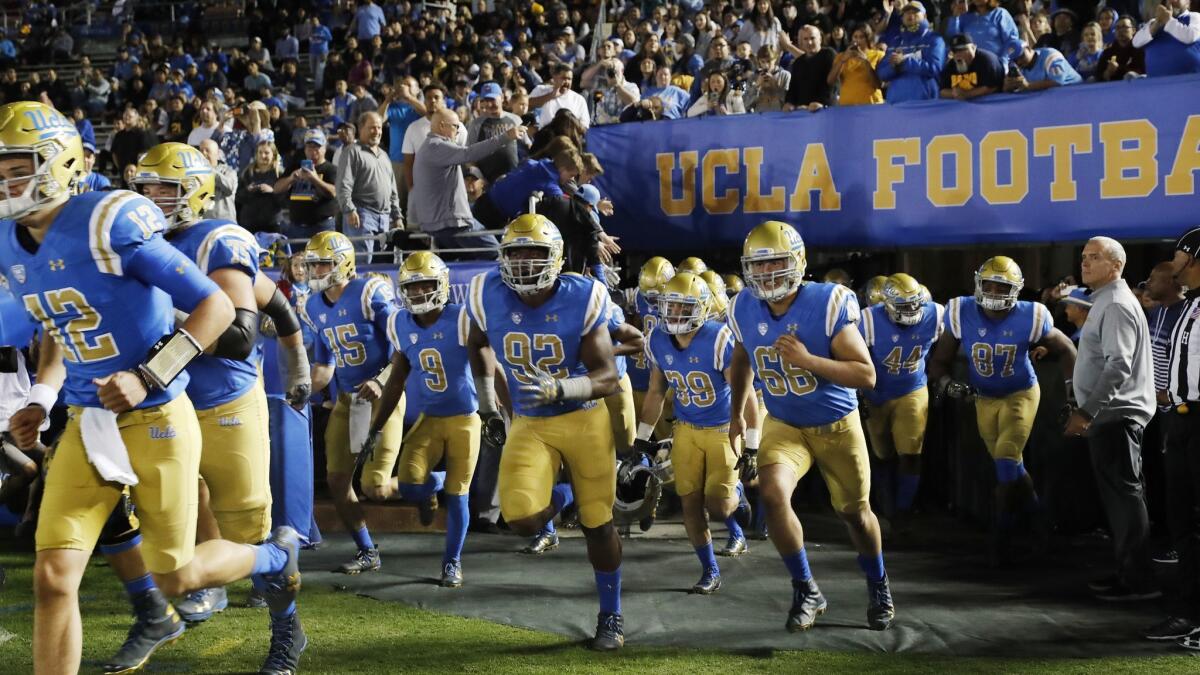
[302,514,1167,657]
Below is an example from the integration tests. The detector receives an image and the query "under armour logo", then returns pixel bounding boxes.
[338,309,347,316]
[1002,330,1013,337]
[545,314,559,322]
[433,331,444,340]
[175,266,185,275]
[688,356,700,363]
[48,259,65,271]
[786,323,799,333]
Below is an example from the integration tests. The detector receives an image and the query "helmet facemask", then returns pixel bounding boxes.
[743,253,802,301]
[659,294,706,335]
[0,147,72,221]
[975,276,1021,311]
[500,242,559,295]
[399,277,447,315]
[133,177,204,231]
[885,296,924,326]
[306,256,339,292]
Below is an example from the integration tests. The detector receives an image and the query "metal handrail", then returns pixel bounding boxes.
[274,227,503,264]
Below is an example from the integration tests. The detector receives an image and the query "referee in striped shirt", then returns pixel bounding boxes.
[1145,228,1200,647]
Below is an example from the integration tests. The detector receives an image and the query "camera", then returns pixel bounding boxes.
[605,66,616,79]
[301,159,314,171]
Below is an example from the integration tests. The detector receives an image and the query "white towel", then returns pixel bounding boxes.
[80,408,138,486]
[347,394,373,455]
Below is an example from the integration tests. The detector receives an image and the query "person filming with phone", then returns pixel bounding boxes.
[276,128,338,240]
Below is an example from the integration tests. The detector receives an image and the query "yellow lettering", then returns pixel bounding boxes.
[1166,114,1200,197]
[1033,124,1092,202]
[925,134,973,207]
[656,151,698,217]
[979,131,1029,205]
[702,149,740,214]
[1099,119,1158,199]
[743,147,786,213]
[789,144,841,212]
[873,138,920,210]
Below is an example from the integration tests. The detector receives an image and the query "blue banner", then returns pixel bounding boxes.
[588,75,1200,251]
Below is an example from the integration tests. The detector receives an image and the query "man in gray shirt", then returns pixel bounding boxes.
[410,109,524,256]
[198,139,238,222]
[336,111,403,262]
[1068,236,1158,600]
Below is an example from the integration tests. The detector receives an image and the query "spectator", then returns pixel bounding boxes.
[275,60,308,110]
[1059,286,1093,342]
[591,59,640,126]
[1005,41,1083,92]
[464,166,486,205]
[735,0,784,53]
[332,79,356,123]
[83,69,111,118]
[78,141,111,193]
[830,25,884,105]
[1067,237,1157,601]
[1098,7,1121,43]
[1038,9,1082,56]
[309,16,333,95]
[939,34,1005,100]
[243,61,273,96]
[202,60,229,97]
[779,25,835,111]
[350,0,386,41]
[1071,22,1107,80]
[529,63,590,130]
[336,111,403,260]
[331,122,357,169]
[402,85,465,192]
[199,139,239,222]
[474,142,582,228]
[0,33,17,68]
[236,140,285,234]
[686,70,747,117]
[275,128,338,240]
[465,82,522,182]
[877,2,946,103]
[410,108,520,254]
[159,94,193,144]
[110,107,158,173]
[946,0,1024,66]
[1098,16,1147,81]
[247,36,274,72]
[641,64,692,119]
[276,27,300,64]
[1132,0,1200,77]
[187,100,223,147]
[380,76,426,204]
[348,83,378,127]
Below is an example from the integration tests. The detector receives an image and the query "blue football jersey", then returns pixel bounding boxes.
[647,320,734,427]
[606,298,628,380]
[387,303,476,416]
[860,301,944,404]
[728,282,861,427]
[467,270,609,418]
[301,275,396,391]
[626,291,659,391]
[945,296,1052,397]
[168,219,262,409]
[0,191,219,409]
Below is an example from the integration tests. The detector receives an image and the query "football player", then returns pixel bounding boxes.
[93,142,311,673]
[628,257,674,442]
[677,256,708,276]
[0,102,300,674]
[523,291,644,555]
[699,269,756,555]
[363,251,482,587]
[859,273,943,523]
[862,275,888,307]
[723,273,744,299]
[928,257,1076,563]
[634,273,743,593]
[727,220,894,632]
[466,214,625,650]
[301,231,404,574]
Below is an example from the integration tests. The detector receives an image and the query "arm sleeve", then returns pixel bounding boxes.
[262,287,302,337]
[1080,304,1142,418]
[825,285,861,338]
[368,279,398,336]
[336,147,356,213]
[876,50,898,81]
[1167,14,1200,44]
[128,236,221,313]
[1132,22,1155,48]
[945,297,962,340]
[1030,302,1053,343]
[915,37,947,78]
[998,11,1023,60]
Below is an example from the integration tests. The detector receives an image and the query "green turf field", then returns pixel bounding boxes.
[0,552,1197,674]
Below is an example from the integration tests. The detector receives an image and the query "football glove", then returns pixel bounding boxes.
[516,365,562,407]
[736,447,758,482]
[481,411,507,448]
[945,380,976,401]
[632,437,656,464]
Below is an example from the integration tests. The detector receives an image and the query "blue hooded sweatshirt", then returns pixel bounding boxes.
[876,18,946,103]
[944,8,1023,66]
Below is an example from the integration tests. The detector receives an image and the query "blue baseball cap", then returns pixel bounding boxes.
[480,81,503,101]
[579,184,601,207]
[303,128,327,146]
[499,40,513,53]
[1061,286,1092,308]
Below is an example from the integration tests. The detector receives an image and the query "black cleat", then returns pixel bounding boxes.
[867,575,896,630]
[440,560,463,588]
[259,613,307,675]
[591,612,624,651]
[786,578,828,632]
[521,532,559,555]
[419,495,438,527]
[717,534,748,557]
[691,568,722,595]
[102,592,185,674]
[337,547,381,574]
[1144,616,1200,641]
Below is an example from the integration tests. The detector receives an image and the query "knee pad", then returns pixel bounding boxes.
[97,495,141,555]
[994,458,1022,484]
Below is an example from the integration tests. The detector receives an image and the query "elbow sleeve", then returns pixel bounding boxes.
[212,308,260,361]
[261,288,302,338]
